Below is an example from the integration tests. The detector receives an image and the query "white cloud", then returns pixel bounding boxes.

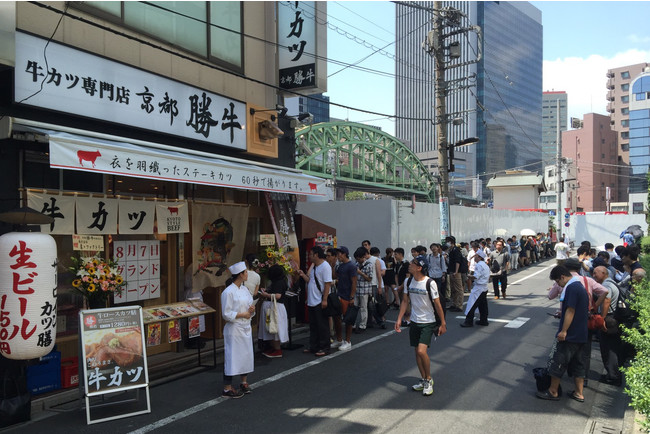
[543,49,650,122]
[627,34,650,44]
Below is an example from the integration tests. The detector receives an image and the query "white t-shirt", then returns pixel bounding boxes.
[307,261,333,307]
[243,269,261,296]
[406,276,438,324]
[555,242,569,260]
[367,256,379,286]
[467,249,478,272]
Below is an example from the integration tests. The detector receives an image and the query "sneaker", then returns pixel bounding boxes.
[222,388,244,399]
[412,379,426,391]
[422,378,434,396]
[339,341,352,351]
[331,340,343,349]
[263,349,283,358]
[240,383,252,394]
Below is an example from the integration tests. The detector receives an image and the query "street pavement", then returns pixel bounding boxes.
[7,259,632,434]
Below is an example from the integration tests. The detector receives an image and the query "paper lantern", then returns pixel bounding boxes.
[0,232,57,360]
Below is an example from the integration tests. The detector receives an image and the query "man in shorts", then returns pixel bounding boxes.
[537,265,589,402]
[395,255,447,396]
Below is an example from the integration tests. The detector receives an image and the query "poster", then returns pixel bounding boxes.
[79,307,148,395]
[168,320,181,343]
[146,323,161,347]
[191,203,249,290]
[113,240,161,303]
[188,317,200,339]
[265,192,300,270]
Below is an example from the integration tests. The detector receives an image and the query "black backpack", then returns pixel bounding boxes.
[490,258,501,273]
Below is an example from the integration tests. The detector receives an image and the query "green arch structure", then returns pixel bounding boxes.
[295,121,437,202]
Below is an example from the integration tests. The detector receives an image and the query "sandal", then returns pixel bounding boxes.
[568,390,584,402]
[302,349,313,354]
[535,390,560,401]
[314,350,328,357]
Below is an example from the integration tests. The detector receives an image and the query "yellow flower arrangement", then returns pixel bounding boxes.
[70,255,126,303]
[257,246,298,277]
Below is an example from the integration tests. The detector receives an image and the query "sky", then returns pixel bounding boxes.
[324,1,650,137]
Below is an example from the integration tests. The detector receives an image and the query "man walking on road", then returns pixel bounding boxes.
[537,265,589,402]
[460,249,490,327]
[395,255,447,396]
[446,236,467,312]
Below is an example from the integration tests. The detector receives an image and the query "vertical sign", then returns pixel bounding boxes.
[278,1,316,90]
[439,197,449,242]
[113,240,160,304]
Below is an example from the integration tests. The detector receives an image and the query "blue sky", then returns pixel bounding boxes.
[324,1,650,136]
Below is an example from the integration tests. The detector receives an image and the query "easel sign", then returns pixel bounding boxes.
[79,306,151,424]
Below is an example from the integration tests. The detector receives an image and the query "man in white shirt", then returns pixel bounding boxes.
[298,246,333,357]
[395,255,447,397]
[554,236,570,265]
[461,249,490,327]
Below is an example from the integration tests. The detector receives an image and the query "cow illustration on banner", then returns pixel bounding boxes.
[191,203,249,289]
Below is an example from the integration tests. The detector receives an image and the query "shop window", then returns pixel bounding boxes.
[78,1,243,71]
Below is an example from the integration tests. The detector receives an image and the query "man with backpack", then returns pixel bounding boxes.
[395,255,447,396]
[593,266,623,386]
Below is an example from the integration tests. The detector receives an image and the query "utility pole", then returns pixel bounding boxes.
[556,99,562,242]
[433,1,450,241]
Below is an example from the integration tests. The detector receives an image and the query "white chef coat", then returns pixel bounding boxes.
[221,282,254,376]
[465,260,490,315]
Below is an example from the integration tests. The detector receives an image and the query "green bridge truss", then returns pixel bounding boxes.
[295,121,437,201]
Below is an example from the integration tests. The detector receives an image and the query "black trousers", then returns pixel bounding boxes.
[433,277,447,316]
[465,291,488,324]
[598,329,622,381]
[492,273,507,297]
[308,305,330,352]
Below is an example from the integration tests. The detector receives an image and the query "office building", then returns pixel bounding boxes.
[628,66,650,213]
[542,91,568,167]
[395,1,542,201]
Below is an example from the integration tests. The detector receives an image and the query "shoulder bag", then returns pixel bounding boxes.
[314,264,341,317]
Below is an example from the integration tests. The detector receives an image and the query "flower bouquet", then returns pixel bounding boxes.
[258,246,298,277]
[70,255,126,308]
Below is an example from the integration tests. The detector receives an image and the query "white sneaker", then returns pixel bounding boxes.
[412,379,426,391]
[331,340,343,349]
[422,378,434,396]
[339,341,352,351]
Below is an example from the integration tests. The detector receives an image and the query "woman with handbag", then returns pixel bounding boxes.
[221,262,256,399]
[258,264,289,358]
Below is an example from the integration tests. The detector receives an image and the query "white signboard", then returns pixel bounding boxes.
[72,235,104,252]
[15,32,246,150]
[113,240,161,304]
[260,234,276,246]
[278,1,316,90]
[27,192,75,234]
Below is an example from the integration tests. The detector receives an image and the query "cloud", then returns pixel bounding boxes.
[627,34,650,44]
[543,49,650,122]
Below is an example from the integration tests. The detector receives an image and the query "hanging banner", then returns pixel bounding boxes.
[191,203,249,290]
[27,191,75,234]
[265,193,300,270]
[112,240,161,304]
[155,201,190,234]
[75,197,118,235]
[118,200,155,234]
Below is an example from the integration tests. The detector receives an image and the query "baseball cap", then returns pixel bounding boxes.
[475,249,486,259]
[412,255,429,270]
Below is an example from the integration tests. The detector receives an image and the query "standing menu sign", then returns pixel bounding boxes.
[79,306,150,424]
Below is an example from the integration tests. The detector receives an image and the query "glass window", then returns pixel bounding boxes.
[621,71,630,79]
[629,128,650,139]
[621,119,630,127]
[622,107,630,115]
[631,109,650,120]
[621,131,629,139]
[636,93,647,101]
[622,95,629,103]
[210,2,242,68]
[82,1,121,17]
[622,83,630,91]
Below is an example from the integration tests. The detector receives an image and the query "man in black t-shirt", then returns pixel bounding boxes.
[446,236,467,312]
[394,247,410,326]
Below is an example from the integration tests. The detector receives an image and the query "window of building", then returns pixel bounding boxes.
[622,95,630,103]
[622,143,629,152]
[622,119,630,127]
[621,71,630,79]
[622,131,630,139]
[635,93,646,101]
[622,107,630,115]
[77,1,243,71]
[622,83,630,91]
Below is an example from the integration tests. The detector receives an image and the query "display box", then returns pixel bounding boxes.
[27,350,61,395]
[61,357,79,389]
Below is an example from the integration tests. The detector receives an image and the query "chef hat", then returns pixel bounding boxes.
[475,249,486,259]
[228,261,246,275]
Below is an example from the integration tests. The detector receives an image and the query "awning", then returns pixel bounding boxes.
[12,119,327,197]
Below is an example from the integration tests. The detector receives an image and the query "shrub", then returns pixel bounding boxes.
[622,277,650,432]
[641,236,650,255]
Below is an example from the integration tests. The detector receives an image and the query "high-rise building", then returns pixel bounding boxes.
[606,62,649,204]
[542,91,568,167]
[628,66,650,213]
[561,114,618,212]
[284,93,330,124]
[395,1,542,201]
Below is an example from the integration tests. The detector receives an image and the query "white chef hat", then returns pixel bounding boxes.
[228,261,246,275]
[476,249,486,259]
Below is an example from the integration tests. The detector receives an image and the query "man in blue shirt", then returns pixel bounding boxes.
[537,265,589,402]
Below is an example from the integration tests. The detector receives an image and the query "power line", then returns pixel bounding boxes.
[333,1,395,39]
[27,1,433,122]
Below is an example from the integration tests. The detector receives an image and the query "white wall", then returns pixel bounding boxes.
[565,212,647,247]
[493,186,538,210]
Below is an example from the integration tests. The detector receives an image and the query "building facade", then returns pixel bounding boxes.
[542,91,568,168]
[628,66,650,213]
[540,161,577,213]
[395,1,542,201]
[284,93,330,124]
[0,0,327,392]
[561,113,618,212]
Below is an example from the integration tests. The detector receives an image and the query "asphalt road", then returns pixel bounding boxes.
[9,259,631,434]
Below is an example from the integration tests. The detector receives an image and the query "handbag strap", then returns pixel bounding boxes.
[313,264,322,293]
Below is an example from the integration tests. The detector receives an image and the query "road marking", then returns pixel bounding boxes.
[504,317,530,328]
[509,265,553,285]
[128,329,396,434]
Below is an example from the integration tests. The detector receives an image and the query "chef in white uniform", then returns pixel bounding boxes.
[221,261,255,399]
[460,249,490,327]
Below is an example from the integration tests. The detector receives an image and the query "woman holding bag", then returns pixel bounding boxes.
[221,262,255,399]
[258,264,289,358]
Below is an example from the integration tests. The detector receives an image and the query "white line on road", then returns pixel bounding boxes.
[128,329,396,434]
[509,264,553,285]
